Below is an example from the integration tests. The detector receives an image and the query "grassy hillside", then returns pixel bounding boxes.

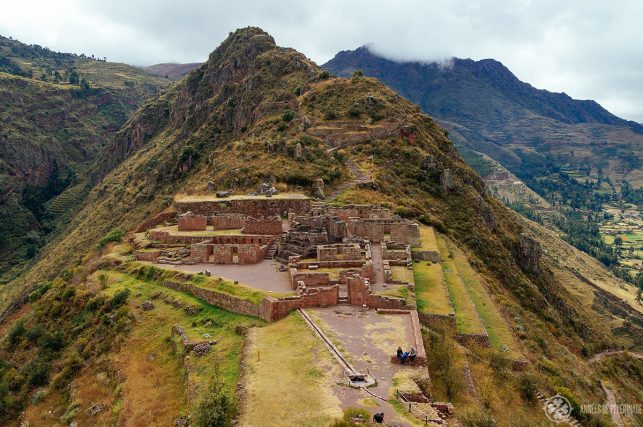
[0,35,170,286]
[0,28,640,425]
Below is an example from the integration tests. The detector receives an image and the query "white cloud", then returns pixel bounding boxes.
[1,0,641,121]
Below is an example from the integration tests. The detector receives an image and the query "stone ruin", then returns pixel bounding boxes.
[134,196,427,313]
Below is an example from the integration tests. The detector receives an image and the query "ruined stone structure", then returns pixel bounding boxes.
[242,215,283,235]
[178,212,207,231]
[175,195,311,217]
[135,197,436,317]
[350,218,420,246]
[316,243,363,261]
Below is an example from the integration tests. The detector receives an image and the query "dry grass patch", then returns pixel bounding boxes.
[417,226,439,252]
[238,313,342,427]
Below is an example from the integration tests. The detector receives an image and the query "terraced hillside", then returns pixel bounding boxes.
[0,35,170,285]
[0,28,641,426]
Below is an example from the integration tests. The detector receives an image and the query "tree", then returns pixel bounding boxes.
[193,375,235,427]
[614,236,623,246]
[68,70,79,85]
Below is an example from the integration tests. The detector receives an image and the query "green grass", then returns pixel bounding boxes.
[376,285,409,299]
[101,270,261,398]
[413,261,453,316]
[417,225,439,252]
[190,273,295,303]
[391,266,414,283]
[436,235,486,335]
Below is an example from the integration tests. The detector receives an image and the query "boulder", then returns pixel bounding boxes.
[192,342,211,357]
[294,142,303,159]
[141,300,155,311]
[440,169,458,192]
[87,403,103,416]
[516,233,541,274]
[312,178,325,199]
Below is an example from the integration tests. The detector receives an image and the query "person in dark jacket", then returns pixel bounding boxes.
[396,346,403,360]
[373,412,384,423]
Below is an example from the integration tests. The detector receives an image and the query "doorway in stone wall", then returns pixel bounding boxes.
[232,246,239,264]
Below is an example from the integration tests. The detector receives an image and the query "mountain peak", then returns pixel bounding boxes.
[206,26,276,66]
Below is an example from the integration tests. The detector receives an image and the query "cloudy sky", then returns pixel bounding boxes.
[2,0,641,122]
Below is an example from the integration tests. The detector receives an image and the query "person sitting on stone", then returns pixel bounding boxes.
[373,412,384,423]
[396,346,403,360]
[408,347,417,363]
[400,350,410,364]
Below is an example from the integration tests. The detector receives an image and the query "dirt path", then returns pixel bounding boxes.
[588,350,643,364]
[601,382,624,427]
[326,156,372,200]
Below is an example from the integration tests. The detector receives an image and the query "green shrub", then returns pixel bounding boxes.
[324,110,338,120]
[489,351,510,374]
[41,331,65,354]
[318,70,330,80]
[97,228,124,249]
[282,109,295,122]
[5,320,25,349]
[193,377,236,427]
[515,373,538,403]
[23,358,50,387]
[110,288,130,309]
[346,105,361,118]
[28,282,51,302]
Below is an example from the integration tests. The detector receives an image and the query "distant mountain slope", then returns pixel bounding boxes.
[143,62,202,80]
[323,47,643,189]
[0,35,170,284]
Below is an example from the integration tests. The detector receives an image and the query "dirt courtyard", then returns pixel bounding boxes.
[308,306,430,426]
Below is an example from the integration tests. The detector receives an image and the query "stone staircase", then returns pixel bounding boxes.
[264,241,278,259]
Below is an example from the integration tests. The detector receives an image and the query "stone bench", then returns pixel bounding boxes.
[390,355,427,366]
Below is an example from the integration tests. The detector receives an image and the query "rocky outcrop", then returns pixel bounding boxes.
[515,233,541,275]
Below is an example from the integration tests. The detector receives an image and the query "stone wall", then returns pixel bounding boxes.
[316,243,363,261]
[135,211,177,233]
[330,204,394,220]
[148,231,211,245]
[390,223,421,247]
[190,243,267,264]
[417,312,456,330]
[382,241,411,261]
[346,274,407,310]
[289,268,331,289]
[178,214,208,231]
[162,279,264,319]
[411,250,442,262]
[134,250,161,261]
[456,333,490,347]
[261,285,339,321]
[211,213,246,229]
[175,197,311,217]
[242,216,283,235]
[160,278,338,322]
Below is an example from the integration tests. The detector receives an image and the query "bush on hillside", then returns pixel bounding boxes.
[282,109,295,122]
[97,228,124,249]
[193,377,236,427]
